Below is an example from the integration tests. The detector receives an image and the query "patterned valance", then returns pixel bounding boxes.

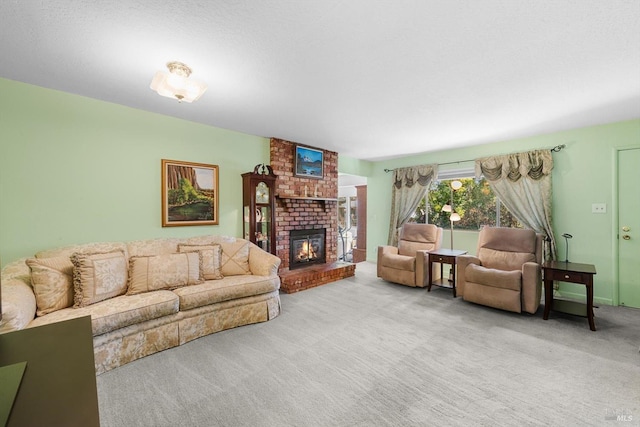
[475,150,553,182]
[393,164,438,189]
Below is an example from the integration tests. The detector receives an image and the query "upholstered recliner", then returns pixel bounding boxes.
[377,223,443,287]
[457,226,543,314]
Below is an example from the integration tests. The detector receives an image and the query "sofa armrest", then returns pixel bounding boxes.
[377,245,399,277]
[456,255,481,297]
[415,250,429,287]
[521,261,542,314]
[1,276,37,333]
[378,245,399,257]
[248,243,282,277]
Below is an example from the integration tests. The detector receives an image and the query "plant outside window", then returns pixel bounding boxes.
[410,178,522,230]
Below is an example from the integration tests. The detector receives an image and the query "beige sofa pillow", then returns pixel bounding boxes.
[71,250,129,307]
[127,252,203,295]
[26,256,75,316]
[178,244,224,280]
[220,240,251,276]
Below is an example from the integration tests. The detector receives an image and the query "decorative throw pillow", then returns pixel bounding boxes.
[219,240,251,276]
[71,250,128,308]
[178,244,224,280]
[127,252,203,295]
[26,256,75,316]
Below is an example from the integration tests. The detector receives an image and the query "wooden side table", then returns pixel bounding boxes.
[542,261,597,331]
[427,249,467,297]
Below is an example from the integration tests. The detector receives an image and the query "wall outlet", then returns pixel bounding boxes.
[592,203,606,214]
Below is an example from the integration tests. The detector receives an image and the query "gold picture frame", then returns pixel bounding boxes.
[161,159,219,227]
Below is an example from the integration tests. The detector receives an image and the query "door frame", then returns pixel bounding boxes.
[612,145,640,306]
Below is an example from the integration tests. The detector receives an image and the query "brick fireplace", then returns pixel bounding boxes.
[270,138,355,292]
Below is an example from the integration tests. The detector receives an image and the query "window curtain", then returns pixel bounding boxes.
[475,149,557,260]
[387,164,438,246]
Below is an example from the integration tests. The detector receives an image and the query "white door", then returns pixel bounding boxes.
[618,148,640,307]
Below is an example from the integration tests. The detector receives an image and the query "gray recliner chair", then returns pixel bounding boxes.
[377,223,443,287]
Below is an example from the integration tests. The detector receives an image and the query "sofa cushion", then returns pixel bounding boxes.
[26,256,75,316]
[35,242,129,260]
[379,253,415,271]
[398,240,435,257]
[479,227,537,254]
[127,252,203,295]
[220,240,251,276]
[126,238,181,257]
[397,224,440,256]
[0,275,37,333]
[28,290,179,336]
[71,250,129,308]
[172,275,280,311]
[466,263,522,291]
[477,248,536,271]
[178,243,224,280]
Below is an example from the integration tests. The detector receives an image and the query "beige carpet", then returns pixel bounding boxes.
[97,262,640,426]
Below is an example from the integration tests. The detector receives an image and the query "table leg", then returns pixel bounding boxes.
[452,262,457,298]
[543,278,552,320]
[586,278,596,331]
[427,256,433,292]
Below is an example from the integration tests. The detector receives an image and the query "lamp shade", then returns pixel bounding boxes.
[150,62,207,103]
[441,204,452,213]
[450,212,461,222]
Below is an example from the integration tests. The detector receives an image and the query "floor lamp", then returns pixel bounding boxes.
[441,180,462,250]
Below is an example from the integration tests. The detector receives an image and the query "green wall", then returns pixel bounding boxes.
[338,155,374,177]
[0,78,270,265]
[2,77,639,306]
[359,119,640,305]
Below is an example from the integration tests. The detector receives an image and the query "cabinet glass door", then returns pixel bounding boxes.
[256,205,271,251]
[243,206,250,240]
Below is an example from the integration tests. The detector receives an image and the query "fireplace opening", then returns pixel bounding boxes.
[290,228,326,270]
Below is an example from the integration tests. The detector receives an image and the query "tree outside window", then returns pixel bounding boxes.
[409,177,522,230]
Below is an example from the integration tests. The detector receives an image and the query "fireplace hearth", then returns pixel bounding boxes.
[289,228,326,270]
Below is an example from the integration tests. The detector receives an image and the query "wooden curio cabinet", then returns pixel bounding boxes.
[242,164,277,254]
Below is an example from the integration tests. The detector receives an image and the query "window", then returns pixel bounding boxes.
[409,170,522,230]
[337,196,357,231]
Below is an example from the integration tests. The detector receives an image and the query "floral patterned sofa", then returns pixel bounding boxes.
[0,235,281,374]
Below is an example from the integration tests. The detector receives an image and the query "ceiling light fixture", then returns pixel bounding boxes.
[150,61,207,103]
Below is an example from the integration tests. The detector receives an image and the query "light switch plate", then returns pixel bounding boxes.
[592,203,606,214]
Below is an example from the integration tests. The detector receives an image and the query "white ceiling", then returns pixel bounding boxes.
[1,1,639,161]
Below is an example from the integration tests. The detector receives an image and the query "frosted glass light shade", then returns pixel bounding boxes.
[450,212,461,222]
[441,204,452,212]
[150,62,207,103]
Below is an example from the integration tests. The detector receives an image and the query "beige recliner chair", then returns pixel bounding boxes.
[377,223,443,287]
[457,226,543,314]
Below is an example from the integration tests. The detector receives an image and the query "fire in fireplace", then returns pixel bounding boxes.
[289,228,326,269]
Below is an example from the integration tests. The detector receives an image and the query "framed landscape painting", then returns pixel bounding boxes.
[294,145,324,179]
[161,159,219,227]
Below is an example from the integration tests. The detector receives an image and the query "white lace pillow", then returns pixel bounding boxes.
[71,250,128,307]
[127,252,203,295]
[177,243,224,280]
